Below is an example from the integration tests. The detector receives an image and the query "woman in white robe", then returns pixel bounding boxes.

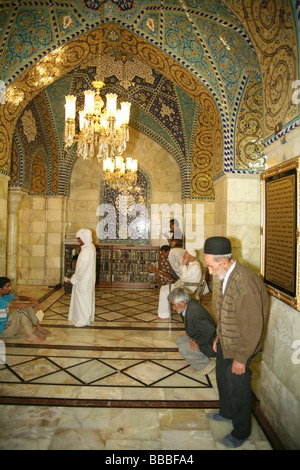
[68,229,96,327]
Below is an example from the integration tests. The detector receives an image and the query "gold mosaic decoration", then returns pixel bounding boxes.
[81,50,156,89]
[35,92,59,194]
[1,24,217,199]
[235,73,264,169]
[9,140,21,187]
[21,110,37,143]
[0,1,298,197]
[228,0,298,139]
[30,151,47,194]
[191,92,223,198]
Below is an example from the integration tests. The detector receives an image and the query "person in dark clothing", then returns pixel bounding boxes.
[203,236,268,448]
[169,287,216,375]
[163,219,183,248]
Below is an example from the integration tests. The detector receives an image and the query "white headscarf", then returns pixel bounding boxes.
[76,228,93,246]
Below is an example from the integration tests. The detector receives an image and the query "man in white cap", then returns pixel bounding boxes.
[157,249,202,320]
[203,236,268,448]
[67,229,96,327]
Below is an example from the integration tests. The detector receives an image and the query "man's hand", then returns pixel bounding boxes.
[11,295,41,311]
[231,359,246,375]
[213,336,218,353]
[188,339,199,352]
[30,299,40,309]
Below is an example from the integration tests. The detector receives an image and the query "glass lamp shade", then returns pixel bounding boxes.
[106,93,117,117]
[84,90,95,115]
[65,95,76,120]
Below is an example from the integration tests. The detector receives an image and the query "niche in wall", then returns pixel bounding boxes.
[98,170,150,244]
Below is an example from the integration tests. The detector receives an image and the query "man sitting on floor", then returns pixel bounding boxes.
[0,277,50,343]
[169,287,217,375]
[157,249,202,320]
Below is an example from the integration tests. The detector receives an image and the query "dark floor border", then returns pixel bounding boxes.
[0,397,220,408]
[4,343,179,352]
[252,399,286,450]
[35,324,185,330]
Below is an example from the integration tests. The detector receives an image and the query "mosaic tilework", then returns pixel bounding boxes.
[0,1,298,192]
[9,30,218,199]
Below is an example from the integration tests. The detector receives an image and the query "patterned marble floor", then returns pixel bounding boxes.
[0,286,276,450]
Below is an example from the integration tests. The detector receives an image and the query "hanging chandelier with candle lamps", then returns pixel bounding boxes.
[64,53,138,191]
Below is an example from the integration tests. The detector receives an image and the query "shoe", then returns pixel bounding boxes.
[222,433,246,448]
[207,411,232,422]
[197,360,216,375]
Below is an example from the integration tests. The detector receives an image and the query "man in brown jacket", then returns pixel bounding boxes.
[203,237,268,448]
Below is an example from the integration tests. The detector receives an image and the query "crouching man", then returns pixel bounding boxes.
[169,287,216,375]
[0,277,50,343]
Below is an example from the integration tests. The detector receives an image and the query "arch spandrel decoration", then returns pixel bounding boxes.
[190,91,223,198]
[235,73,264,169]
[30,152,47,195]
[227,0,298,141]
[2,24,221,199]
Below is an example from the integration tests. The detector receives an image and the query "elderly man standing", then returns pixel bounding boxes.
[157,249,202,320]
[67,229,96,327]
[203,236,268,448]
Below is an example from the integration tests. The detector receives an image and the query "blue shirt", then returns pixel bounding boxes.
[0,294,14,334]
[0,293,14,309]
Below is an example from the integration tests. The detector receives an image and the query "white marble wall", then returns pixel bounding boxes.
[259,126,300,449]
[66,156,101,240]
[213,172,261,270]
[65,130,184,246]
[16,130,197,283]
[18,195,65,286]
[260,296,300,449]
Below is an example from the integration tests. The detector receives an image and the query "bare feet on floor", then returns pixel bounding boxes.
[36,324,51,335]
[26,333,46,342]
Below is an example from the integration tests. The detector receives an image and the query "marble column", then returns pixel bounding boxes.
[7,189,26,289]
[213,172,261,270]
[0,173,10,275]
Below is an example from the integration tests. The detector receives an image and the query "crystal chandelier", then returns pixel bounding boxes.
[103,155,138,191]
[64,71,138,190]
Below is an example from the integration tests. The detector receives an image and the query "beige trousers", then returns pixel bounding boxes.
[0,307,38,338]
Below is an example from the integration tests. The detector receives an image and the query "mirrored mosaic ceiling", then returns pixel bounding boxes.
[0,0,299,198]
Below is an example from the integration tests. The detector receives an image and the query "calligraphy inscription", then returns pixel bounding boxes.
[265,171,296,296]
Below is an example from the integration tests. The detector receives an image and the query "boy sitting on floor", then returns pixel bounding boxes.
[0,277,50,343]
